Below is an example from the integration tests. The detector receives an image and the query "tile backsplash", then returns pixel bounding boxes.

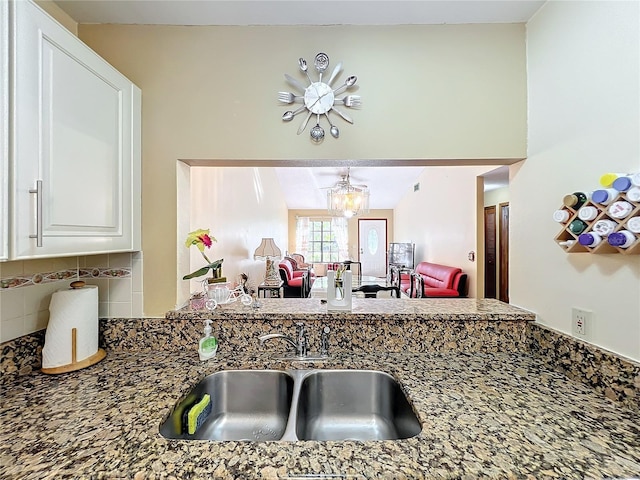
[0,252,143,343]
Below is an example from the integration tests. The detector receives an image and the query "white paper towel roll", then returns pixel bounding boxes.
[42,285,100,370]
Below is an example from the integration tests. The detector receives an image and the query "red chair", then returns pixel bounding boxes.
[279,258,310,297]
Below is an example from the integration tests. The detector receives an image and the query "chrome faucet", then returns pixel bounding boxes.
[259,322,308,357]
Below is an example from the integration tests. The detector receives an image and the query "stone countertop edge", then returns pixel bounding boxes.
[166,297,538,321]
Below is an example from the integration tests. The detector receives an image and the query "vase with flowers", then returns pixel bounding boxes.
[183,228,224,281]
[326,266,352,311]
[334,264,347,300]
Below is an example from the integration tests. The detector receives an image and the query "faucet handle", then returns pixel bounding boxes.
[320,326,330,357]
[295,322,308,357]
[295,322,306,339]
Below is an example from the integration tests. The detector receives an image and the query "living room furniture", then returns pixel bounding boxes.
[388,242,415,271]
[407,262,468,298]
[290,253,312,270]
[310,275,400,299]
[278,258,311,297]
[285,255,316,281]
[257,281,284,298]
[390,264,413,296]
[352,284,400,298]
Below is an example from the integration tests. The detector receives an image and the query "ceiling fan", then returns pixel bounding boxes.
[323,167,371,218]
[319,167,368,191]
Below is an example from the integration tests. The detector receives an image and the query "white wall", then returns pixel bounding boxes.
[184,166,289,301]
[512,1,640,361]
[394,166,496,296]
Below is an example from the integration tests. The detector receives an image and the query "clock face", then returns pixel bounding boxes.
[304,82,335,115]
[279,52,359,142]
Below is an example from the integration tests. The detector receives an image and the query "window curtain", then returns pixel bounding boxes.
[332,217,349,260]
[295,216,309,257]
[295,216,348,261]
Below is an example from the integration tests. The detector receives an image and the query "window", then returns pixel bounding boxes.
[295,217,348,262]
[308,220,339,263]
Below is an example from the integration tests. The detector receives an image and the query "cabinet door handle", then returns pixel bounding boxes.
[28,180,43,247]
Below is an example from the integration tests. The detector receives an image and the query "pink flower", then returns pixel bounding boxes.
[199,233,213,248]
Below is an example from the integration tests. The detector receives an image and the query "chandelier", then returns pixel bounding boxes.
[326,169,370,218]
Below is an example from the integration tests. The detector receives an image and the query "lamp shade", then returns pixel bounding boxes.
[253,238,282,259]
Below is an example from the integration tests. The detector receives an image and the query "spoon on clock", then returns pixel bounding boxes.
[282,105,306,122]
[314,52,329,82]
[325,113,339,138]
[333,75,357,96]
[298,58,313,85]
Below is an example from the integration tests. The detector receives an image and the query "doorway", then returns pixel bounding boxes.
[484,206,497,299]
[499,202,510,303]
[358,219,387,277]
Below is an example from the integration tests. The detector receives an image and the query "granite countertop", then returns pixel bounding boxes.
[2,348,639,479]
[168,298,537,321]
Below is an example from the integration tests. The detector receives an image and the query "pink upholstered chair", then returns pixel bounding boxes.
[279,258,310,297]
[290,253,311,269]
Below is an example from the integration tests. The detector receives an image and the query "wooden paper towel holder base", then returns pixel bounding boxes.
[41,327,107,375]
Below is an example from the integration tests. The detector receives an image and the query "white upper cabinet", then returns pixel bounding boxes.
[10,0,141,259]
[1,0,8,262]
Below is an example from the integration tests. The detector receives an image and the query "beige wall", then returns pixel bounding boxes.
[515,1,640,361]
[394,166,498,297]
[77,23,527,315]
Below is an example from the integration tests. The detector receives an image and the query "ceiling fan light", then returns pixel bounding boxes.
[327,185,370,217]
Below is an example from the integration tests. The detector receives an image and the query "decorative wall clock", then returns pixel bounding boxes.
[278,52,360,143]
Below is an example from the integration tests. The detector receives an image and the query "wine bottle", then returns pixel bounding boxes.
[612,176,632,192]
[600,172,630,188]
[607,230,636,248]
[592,219,617,237]
[626,187,640,203]
[562,192,588,210]
[578,206,598,221]
[608,201,634,219]
[578,232,602,247]
[568,219,588,235]
[591,188,618,205]
[552,210,571,223]
[626,217,640,234]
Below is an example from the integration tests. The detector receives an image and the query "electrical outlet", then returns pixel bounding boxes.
[572,307,592,338]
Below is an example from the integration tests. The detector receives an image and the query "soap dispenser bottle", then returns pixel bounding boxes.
[198,319,218,361]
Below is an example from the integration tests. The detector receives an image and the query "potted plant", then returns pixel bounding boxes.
[183,228,224,281]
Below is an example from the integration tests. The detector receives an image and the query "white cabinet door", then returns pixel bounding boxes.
[11,0,141,259]
[0,0,8,262]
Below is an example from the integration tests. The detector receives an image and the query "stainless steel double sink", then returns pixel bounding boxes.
[159,369,422,442]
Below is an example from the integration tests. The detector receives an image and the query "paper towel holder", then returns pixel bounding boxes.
[41,329,107,374]
[41,282,106,375]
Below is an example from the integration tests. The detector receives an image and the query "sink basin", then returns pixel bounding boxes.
[159,370,294,441]
[295,370,421,441]
[160,369,420,442]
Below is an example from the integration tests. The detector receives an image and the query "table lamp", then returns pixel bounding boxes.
[254,238,282,286]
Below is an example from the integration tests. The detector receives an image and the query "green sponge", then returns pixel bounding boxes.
[187,394,211,435]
